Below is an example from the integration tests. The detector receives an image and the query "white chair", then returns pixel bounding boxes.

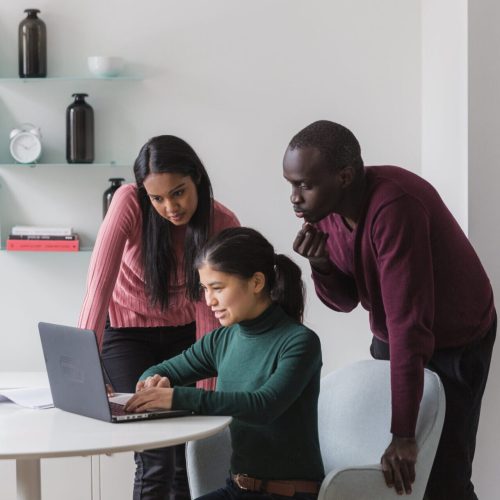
[186,359,445,500]
[316,359,445,499]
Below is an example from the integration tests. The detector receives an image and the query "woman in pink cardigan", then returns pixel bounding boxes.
[79,135,239,500]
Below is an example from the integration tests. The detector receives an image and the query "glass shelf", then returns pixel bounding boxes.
[0,76,143,82]
[0,162,129,168]
[0,248,93,252]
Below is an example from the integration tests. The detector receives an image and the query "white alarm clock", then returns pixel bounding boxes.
[9,123,42,164]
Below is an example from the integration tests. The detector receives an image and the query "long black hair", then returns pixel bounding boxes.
[195,227,305,322]
[133,135,213,309]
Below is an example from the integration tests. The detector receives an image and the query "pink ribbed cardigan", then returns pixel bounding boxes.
[78,184,239,390]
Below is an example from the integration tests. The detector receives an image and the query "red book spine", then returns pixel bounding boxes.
[6,238,79,252]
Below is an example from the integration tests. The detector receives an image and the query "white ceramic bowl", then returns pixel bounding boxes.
[87,56,124,77]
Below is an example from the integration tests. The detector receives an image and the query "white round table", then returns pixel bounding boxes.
[0,372,231,500]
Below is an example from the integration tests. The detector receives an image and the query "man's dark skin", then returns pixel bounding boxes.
[283,145,417,496]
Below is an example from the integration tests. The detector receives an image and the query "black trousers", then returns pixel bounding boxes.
[102,321,196,500]
[370,314,496,500]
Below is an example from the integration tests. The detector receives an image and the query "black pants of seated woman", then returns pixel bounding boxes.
[196,479,318,500]
[102,321,196,500]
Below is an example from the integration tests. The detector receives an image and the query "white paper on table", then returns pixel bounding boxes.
[109,393,134,405]
[0,386,53,409]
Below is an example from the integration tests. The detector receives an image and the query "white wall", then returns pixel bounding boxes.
[0,0,421,374]
[18,1,500,499]
[468,1,500,497]
[421,0,468,232]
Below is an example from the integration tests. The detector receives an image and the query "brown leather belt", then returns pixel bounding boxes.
[232,473,320,497]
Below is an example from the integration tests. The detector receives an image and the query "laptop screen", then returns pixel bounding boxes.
[38,322,192,423]
[39,322,116,422]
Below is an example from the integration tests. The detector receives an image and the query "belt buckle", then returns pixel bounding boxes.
[234,474,249,491]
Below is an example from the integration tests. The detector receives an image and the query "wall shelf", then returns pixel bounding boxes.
[0,76,143,82]
[0,162,129,168]
[0,72,135,256]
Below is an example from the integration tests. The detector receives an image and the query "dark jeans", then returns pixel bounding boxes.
[102,321,196,500]
[196,478,318,500]
[370,314,496,500]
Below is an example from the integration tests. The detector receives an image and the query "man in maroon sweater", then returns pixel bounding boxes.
[282,120,496,500]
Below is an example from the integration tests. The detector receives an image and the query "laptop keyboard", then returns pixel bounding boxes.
[109,402,129,416]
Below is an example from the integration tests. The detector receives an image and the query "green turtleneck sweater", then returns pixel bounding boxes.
[141,304,324,481]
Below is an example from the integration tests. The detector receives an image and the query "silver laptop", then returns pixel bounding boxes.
[38,322,192,423]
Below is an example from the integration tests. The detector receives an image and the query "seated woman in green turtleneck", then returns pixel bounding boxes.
[125,227,325,500]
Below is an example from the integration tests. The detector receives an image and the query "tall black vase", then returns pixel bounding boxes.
[18,9,47,78]
[103,178,125,218]
[66,93,94,164]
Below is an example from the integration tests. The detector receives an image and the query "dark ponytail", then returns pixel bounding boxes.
[195,227,305,322]
[271,253,305,323]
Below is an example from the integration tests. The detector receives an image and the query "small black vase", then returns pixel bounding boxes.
[103,178,125,218]
[19,9,47,78]
[66,93,94,164]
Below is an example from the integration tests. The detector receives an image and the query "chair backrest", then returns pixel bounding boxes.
[318,359,445,496]
[186,426,232,499]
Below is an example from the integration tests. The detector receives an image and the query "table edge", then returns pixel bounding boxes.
[0,416,232,460]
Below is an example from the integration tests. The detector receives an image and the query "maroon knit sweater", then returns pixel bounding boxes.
[312,166,495,437]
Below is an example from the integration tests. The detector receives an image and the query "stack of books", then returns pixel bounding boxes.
[6,226,79,252]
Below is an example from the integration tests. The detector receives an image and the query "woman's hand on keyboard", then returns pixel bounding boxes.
[124,387,173,412]
[136,374,171,392]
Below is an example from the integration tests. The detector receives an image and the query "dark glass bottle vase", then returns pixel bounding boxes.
[103,178,125,218]
[19,9,47,78]
[66,93,94,164]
